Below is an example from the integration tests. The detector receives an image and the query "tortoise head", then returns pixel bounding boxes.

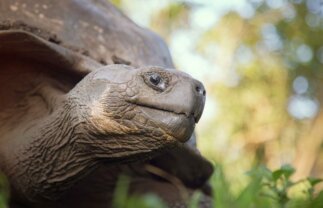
[69,64,206,160]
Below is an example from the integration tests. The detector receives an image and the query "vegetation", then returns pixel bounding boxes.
[211,165,323,208]
[109,164,323,208]
[0,164,322,208]
[0,173,8,208]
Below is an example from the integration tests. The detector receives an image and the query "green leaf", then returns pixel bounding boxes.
[188,191,202,208]
[272,165,295,181]
[272,169,284,181]
[112,175,130,208]
[0,173,9,208]
[246,165,273,181]
[308,177,323,187]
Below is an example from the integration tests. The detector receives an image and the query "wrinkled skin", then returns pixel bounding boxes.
[0,61,205,203]
[76,65,205,142]
[0,0,213,207]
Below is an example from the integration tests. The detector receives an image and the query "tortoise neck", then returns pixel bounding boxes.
[6,101,98,202]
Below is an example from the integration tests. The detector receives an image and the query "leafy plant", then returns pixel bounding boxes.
[0,165,321,208]
[112,175,167,208]
[111,164,323,208]
[210,164,323,208]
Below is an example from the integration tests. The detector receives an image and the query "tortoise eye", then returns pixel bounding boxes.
[149,74,161,85]
[143,72,168,92]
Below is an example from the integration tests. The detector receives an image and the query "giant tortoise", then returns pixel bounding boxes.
[0,0,213,207]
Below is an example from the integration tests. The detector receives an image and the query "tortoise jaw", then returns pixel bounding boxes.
[129,101,195,142]
[127,99,200,123]
[132,102,192,119]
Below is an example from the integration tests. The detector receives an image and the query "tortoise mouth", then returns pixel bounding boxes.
[130,101,195,142]
[129,101,198,123]
[134,102,189,117]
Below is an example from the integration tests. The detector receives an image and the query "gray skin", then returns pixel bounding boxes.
[0,31,206,206]
[0,63,205,202]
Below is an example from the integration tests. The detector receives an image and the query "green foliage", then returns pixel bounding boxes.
[187,191,202,208]
[111,175,204,208]
[110,0,122,8]
[211,164,323,208]
[110,165,323,208]
[112,175,167,208]
[0,165,321,207]
[0,173,8,208]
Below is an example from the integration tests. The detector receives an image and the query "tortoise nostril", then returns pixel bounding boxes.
[195,86,206,96]
[202,89,206,96]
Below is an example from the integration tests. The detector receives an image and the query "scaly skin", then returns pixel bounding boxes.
[0,63,205,203]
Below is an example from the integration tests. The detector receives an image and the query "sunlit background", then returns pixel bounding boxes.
[111,0,323,192]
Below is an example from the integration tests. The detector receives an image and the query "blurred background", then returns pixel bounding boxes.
[111,0,323,192]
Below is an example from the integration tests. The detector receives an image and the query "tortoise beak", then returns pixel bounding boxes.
[190,80,206,123]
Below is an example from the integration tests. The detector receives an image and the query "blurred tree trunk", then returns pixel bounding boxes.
[293,111,323,180]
